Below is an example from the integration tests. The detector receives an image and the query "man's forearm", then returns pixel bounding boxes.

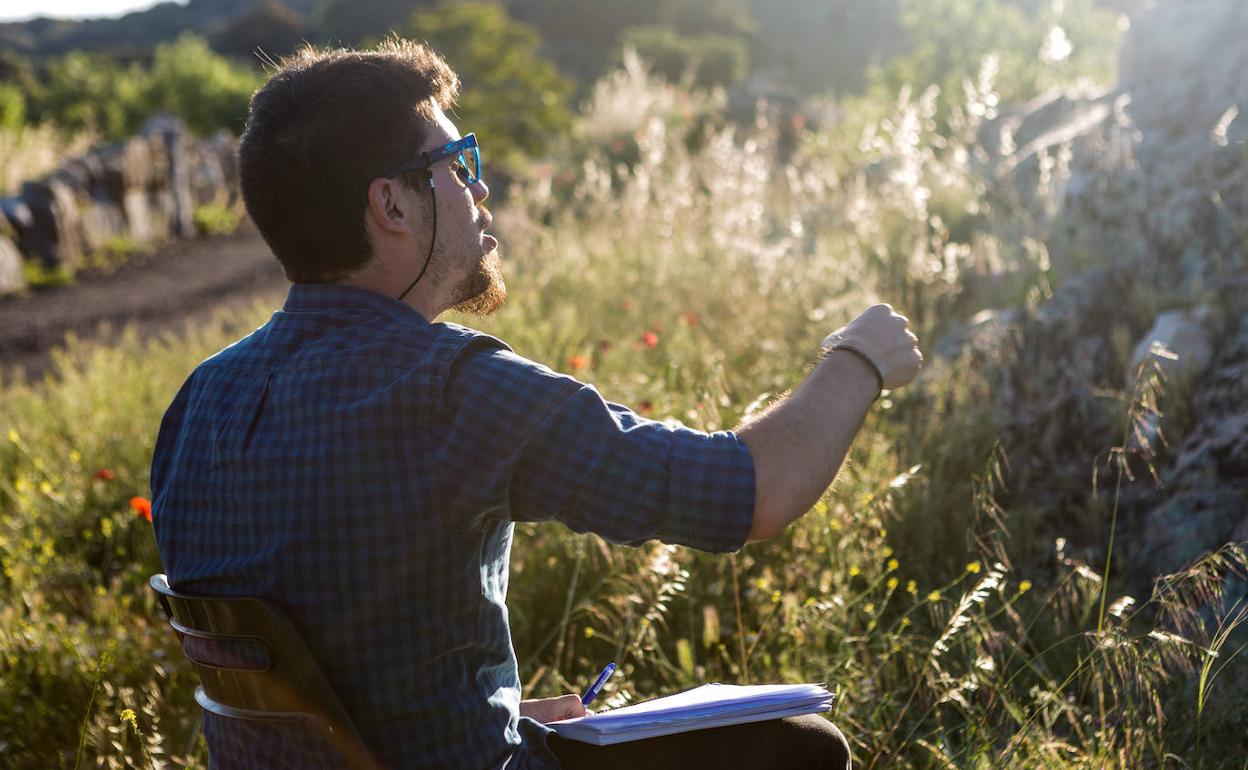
[736,350,879,540]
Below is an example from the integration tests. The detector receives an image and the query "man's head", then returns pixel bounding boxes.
[238,38,505,317]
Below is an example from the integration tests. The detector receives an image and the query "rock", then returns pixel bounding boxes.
[933,308,1021,361]
[0,235,25,295]
[142,113,196,238]
[1126,306,1219,389]
[18,175,85,271]
[1139,488,1248,576]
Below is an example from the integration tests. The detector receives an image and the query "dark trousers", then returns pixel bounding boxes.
[547,714,852,770]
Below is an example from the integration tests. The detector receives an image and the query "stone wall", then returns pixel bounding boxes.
[0,114,240,296]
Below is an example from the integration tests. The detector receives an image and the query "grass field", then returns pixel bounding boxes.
[2,62,1245,769]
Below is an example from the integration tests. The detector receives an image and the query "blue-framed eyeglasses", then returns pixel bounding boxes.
[385,133,481,187]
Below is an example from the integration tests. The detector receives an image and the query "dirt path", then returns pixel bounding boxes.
[0,223,289,385]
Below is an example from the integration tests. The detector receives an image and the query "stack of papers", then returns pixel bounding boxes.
[548,683,835,745]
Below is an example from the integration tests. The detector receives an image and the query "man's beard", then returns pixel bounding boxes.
[450,247,507,316]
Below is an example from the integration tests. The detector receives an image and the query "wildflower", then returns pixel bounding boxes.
[638,400,653,415]
[900,617,911,628]
[771,590,782,604]
[641,331,659,348]
[568,355,588,371]
[886,558,899,572]
[1018,580,1033,594]
[130,496,152,523]
[886,577,899,591]
[966,561,982,574]
[863,603,876,614]
[906,580,917,595]
[681,312,699,327]
[120,708,138,729]
[882,546,894,558]
[93,468,115,481]
[848,566,861,578]
[584,627,595,639]
[927,590,941,602]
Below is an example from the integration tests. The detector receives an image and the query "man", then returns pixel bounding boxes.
[151,40,922,769]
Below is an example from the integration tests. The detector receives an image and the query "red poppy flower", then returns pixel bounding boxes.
[641,331,659,348]
[93,468,115,481]
[130,496,152,523]
[568,355,588,371]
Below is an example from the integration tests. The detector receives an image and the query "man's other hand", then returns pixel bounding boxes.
[821,303,923,390]
[519,694,588,723]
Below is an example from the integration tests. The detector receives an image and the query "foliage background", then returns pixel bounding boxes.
[2,0,1246,768]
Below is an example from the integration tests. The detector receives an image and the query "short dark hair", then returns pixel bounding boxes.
[238,39,460,283]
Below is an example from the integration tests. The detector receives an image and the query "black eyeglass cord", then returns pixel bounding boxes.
[398,176,437,302]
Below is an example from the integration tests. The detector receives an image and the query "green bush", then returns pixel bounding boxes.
[0,83,25,132]
[192,203,243,237]
[144,34,260,137]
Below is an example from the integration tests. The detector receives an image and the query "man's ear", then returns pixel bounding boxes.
[365,176,418,236]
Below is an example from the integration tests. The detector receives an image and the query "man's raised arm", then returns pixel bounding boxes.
[736,304,924,541]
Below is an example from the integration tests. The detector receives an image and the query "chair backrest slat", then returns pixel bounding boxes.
[149,574,379,769]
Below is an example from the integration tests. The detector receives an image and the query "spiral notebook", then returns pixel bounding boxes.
[547,683,835,745]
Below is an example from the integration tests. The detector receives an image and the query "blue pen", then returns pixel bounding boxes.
[581,662,616,707]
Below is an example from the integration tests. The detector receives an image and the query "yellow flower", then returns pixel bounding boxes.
[966,561,982,574]
[848,566,861,578]
[771,590,782,604]
[886,559,899,572]
[927,590,941,602]
[1018,580,1033,594]
[863,603,876,614]
[881,546,894,558]
[584,627,595,639]
[120,708,138,729]
[886,577,899,591]
[906,580,918,595]
[900,617,912,628]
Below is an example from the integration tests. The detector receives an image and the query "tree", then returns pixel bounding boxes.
[317,0,436,47]
[622,26,750,89]
[211,0,311,64]
[402,2,573,169]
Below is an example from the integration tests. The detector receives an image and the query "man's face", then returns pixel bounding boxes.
[413,102,506,316]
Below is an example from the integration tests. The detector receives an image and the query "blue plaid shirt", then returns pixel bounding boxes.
[151,283,756,769]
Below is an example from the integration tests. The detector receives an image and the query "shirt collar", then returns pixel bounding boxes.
[282,283,429,325]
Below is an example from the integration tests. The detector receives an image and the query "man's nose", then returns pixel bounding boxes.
[471,178,489,204]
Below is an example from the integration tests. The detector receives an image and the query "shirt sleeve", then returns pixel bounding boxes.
[432,334,756,553]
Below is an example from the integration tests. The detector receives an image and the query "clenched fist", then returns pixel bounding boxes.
[820,304,923,390]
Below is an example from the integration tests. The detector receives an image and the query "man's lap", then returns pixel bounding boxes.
[546,714,851,770]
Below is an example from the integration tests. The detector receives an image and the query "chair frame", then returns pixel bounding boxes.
[150,574,379,769]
